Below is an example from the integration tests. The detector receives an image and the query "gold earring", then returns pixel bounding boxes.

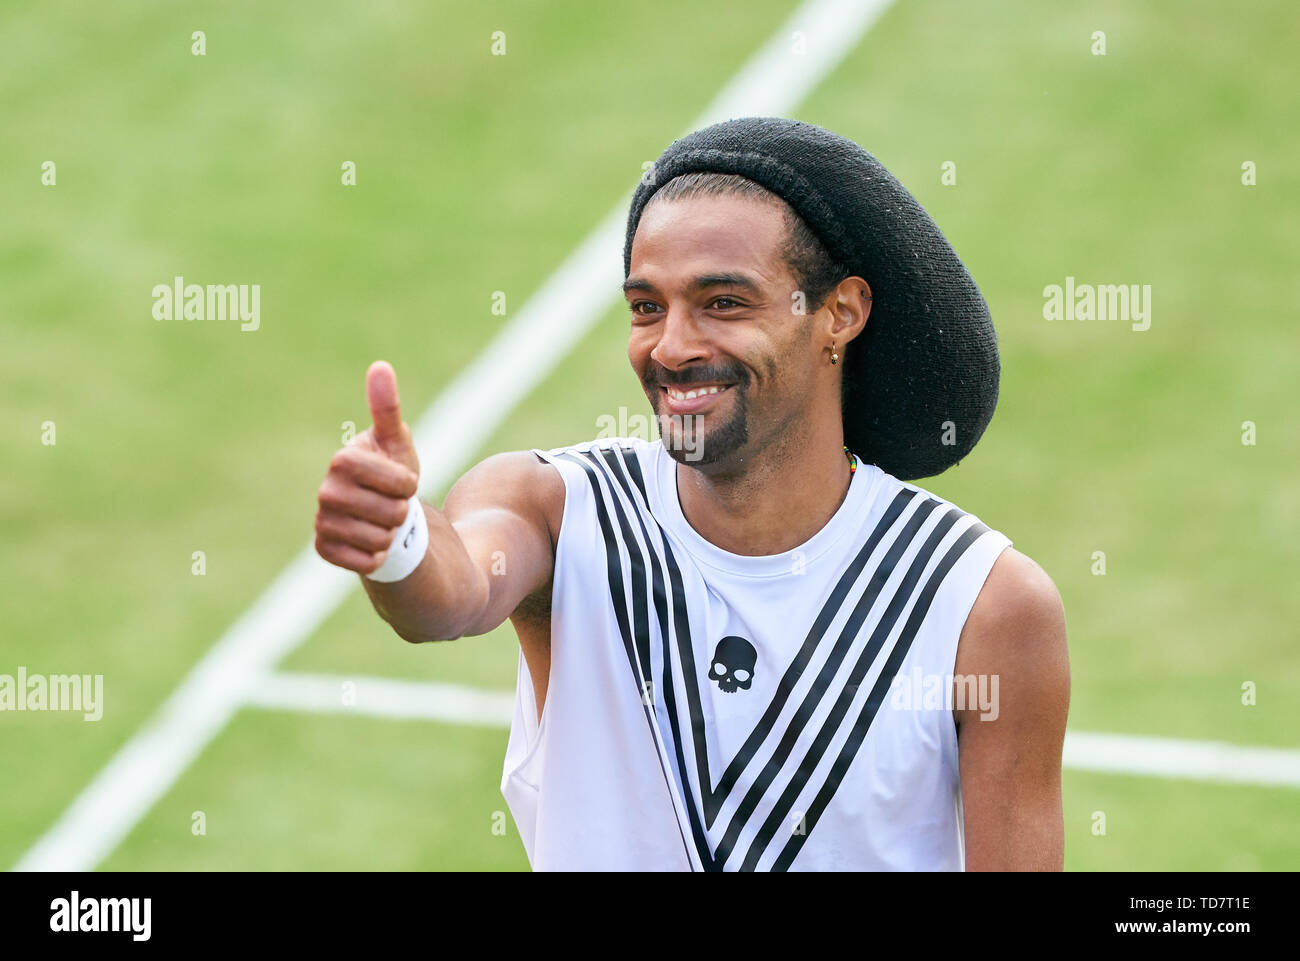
[830,340,839,366]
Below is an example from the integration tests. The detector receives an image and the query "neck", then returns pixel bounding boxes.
[675,420,853,556]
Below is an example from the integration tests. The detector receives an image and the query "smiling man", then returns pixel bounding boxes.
[314,117,1070,871]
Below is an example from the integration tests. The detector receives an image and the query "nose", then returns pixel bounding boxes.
[649,305,710,372]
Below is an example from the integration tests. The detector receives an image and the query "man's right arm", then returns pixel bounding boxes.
[313,361,563,643]
[362,452,562,643]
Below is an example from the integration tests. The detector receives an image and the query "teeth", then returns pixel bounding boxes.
[667,386,724,400]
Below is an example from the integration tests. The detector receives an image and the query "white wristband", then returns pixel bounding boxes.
[366,495,429,583]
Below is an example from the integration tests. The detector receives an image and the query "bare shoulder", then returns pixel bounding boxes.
[967,547,1067,645]
[443,450,565,541]
[954,547,1070,869]
[954,547,1070,713]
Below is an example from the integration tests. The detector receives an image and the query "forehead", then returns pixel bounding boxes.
[628,193,791,288]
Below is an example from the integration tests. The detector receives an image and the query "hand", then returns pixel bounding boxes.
[315,361,421,575]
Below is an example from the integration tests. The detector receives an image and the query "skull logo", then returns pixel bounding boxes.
[709,636,757,693]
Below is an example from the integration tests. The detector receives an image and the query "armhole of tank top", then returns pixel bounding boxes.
[510,648,542,777]
[943,527,1011,869]
[943,528,1014,753]
[509,448,579,767]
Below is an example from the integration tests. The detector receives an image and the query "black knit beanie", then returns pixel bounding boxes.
[624,117,999,481]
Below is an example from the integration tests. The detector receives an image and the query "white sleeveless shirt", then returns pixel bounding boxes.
[501,437,1011,871]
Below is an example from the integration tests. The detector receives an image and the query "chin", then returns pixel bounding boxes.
[657,412,749,468]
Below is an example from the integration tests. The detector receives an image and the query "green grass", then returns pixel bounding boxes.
[1063,770,1300,871]
[3,0,1297,870]
[101,712,528,871]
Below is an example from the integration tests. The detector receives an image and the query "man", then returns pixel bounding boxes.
[314,118,1070,871]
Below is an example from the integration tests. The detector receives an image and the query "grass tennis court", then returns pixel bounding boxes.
[3,0,1297,870]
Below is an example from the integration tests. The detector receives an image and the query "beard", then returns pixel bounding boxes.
[643,361,751,467]
[656,391,750,466]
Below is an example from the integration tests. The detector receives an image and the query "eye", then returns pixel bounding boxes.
[708,296,745,310]
[629,300,662,317]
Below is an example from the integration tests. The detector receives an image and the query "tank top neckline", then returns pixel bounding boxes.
[644,441,882,579]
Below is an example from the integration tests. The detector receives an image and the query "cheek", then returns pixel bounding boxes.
[741,339,806,406]
[743,334,786,386]
[627,329,654,370]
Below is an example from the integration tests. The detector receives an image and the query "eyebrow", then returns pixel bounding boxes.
[622,272,764,297]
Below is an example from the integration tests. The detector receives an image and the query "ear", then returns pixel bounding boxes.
[824,276,871,345]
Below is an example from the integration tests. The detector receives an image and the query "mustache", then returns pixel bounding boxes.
[644,362,749,389]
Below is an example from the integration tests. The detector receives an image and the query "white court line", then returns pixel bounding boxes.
[1063,731,1300,790]
[15,0,900,872]
[248,672,516,727]
[250,672,1300,790]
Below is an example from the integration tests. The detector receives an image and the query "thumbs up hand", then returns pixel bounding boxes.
[362,360,420,476]
[315,361,422,575]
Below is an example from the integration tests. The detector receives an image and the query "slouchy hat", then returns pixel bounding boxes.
[625,117,999,480]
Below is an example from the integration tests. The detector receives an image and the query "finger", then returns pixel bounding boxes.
[329,446,419,498]
[315,536,386,575]
[345,426,376,449]
[318,479,411,529]
[315,512,398,554]
[366,361,406,449]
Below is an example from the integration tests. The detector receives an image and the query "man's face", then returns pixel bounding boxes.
[623,193,822,470]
